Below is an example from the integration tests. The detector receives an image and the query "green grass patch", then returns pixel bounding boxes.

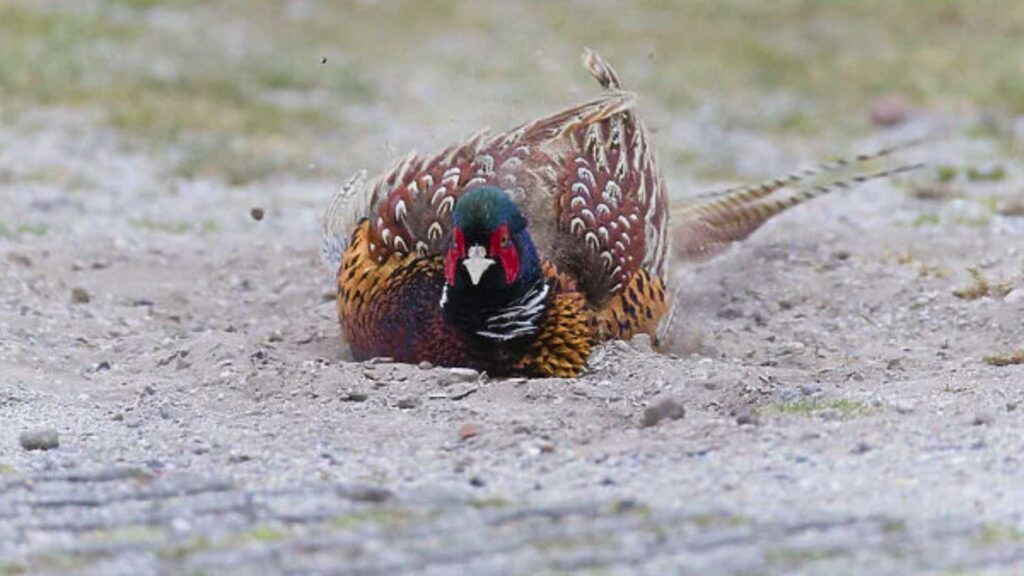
[0,222,50,239]
[692,512,751,529]
[977,523,1024,545]
[773,398,871,418]
[767,546,844,567]
[129,218,219,235]
[86,525,165,544]
[329,508,418,532]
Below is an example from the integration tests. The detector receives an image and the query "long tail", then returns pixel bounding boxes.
[671,144,924,263]
[658,142,923,349]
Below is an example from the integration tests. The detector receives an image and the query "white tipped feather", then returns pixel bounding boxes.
[321,170,372,269]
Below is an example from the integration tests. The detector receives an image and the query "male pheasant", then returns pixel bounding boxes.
[323,50,920,378]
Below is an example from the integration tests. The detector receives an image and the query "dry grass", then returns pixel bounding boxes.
[953,267,1012,301]
[983,350,1024,367]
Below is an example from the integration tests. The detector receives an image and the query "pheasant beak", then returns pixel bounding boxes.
[462,245,495,286]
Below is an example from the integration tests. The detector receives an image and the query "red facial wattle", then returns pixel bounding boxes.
[444,228,465,285]
[489,224,519,285]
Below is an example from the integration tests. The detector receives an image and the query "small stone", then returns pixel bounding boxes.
[396,397,420,409]
[336,484,392,503]
[734,407,759,426]
[972,412,994,426]
[469,475,485,487]
[448,383,478,400]
[642,397,686,427]
[362,368,384,381]
[892,400,916,415]
[71,287,91,304]
[630,333,653,353]
[439,368,479,386]
[20,428,59,451]
[320,56,328,64]
[342,391,369,402]
[869,93,911,127]
[1004,289,1024,304]
[418,361,432,370]
[7,253,32,267]
[850,441,871,455]
[458,422,481,440]
[249,207,265,221]
[95,360,111,372]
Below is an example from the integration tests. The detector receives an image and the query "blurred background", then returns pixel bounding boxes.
[2,0,1022,193]
[3,4,1024,574]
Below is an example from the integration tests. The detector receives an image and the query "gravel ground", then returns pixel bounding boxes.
[2,99,1024,575]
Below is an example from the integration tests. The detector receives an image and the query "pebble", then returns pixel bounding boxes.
[869,93,911,127]
[336,484,392,503]
[458,422,481,440]
[71,287,91,304]
[891,400,915,415]
[734,407,759,426]
[342,391,368,402]
[7,253,32,267]
[20,428,60,451]
[396,397,421,409]
[850,442,872,455]
[972,412,994,426]
[642,397,686,427]
[630,333,653,353]
[249,207,265,221]
[439,368,479,386]
[1004,289,1024,304]
[448,384,478,400]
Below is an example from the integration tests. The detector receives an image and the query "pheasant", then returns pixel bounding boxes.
[323,50,920,378]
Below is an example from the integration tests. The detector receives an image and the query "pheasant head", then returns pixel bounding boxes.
[441,186,548,344]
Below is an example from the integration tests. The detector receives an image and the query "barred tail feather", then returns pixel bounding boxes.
[675,137,927,220]
[672,160,924,263]
[582,48,624,90]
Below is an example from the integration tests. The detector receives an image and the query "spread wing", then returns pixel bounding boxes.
[321,51,669,308]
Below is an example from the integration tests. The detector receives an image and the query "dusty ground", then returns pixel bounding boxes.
[3,2,1024,575]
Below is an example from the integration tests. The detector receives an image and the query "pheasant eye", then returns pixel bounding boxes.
[500,233,510,248]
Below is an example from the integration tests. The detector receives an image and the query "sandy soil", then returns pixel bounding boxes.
[1,99,1024,575]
